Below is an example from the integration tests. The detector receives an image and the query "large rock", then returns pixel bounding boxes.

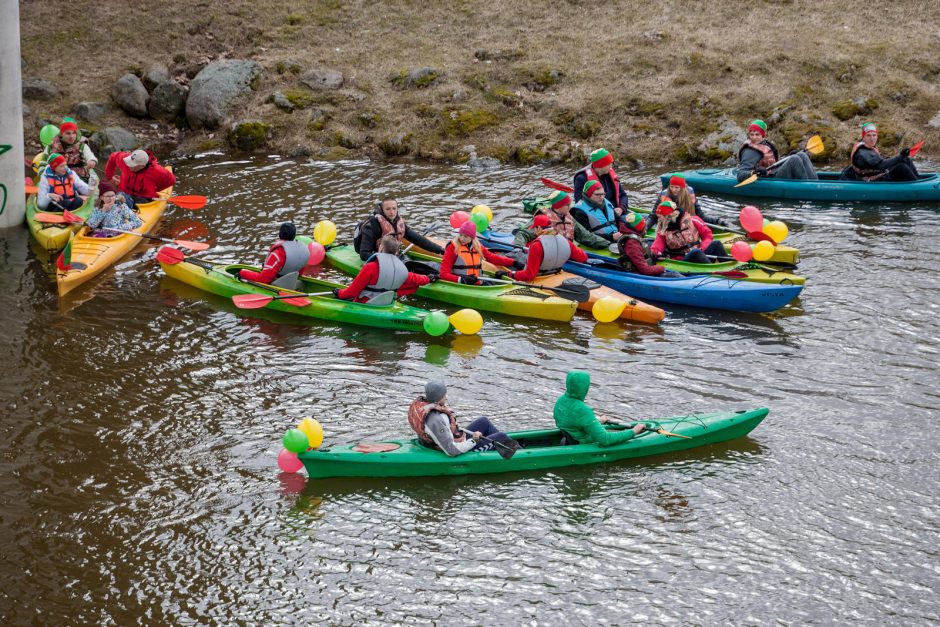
[149,80,188,121]
[89,127,139,164]
[22,78,60,100]
[142,64,170,91]
[697,116,746,160]
[112,74,150,117]
[186,59,262,130]
[228,120,271,151]
[72,102,110,122]
[299,69,344,91]
[928,111,940,129]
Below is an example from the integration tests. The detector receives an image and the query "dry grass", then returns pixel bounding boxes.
[20,0,940,165]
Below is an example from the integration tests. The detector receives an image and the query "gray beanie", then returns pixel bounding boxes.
[425,380,447,402]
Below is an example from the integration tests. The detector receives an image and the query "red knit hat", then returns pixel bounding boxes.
[747,120,767,138]
[656,200,677,216]
[458,221,477,238]
[547,190,571,209]
[582,180,603,198]
[533,214,552,229]
[98,181,115,195]
[590,148,614,169]
[48,154,66,169]
[668,175,686,188]
[59,121,78,134]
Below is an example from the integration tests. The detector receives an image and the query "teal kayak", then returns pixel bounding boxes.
[298,407,768,478]
[662,169,940,202]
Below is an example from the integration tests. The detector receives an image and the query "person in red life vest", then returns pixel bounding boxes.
[616,212,683,277]
[334,235,437,304]
[104,148,176,208]
[572,148,630,212]
[45,120,97,181]
[840,122,919,182]
[736,119,817,182]
[236,222,311,287]
[439,221,519,285]
[408,380,512,456]
[495,214,589,282]
[37,153,90,211]
[514,191,609,251]
[650,174,729,230]
[354,198,445,261]
[649,200,726,264]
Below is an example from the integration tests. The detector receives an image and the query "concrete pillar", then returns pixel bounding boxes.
[0,0,26,228]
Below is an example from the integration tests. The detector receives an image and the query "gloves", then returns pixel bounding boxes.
[900,147,910,158]
[331,288,341,297]
[460,275,479,285]
[494,270,510,280]
[512,258,526,270]
[755,167,768,176]
[426,273,439,283]
[662,270,683,278]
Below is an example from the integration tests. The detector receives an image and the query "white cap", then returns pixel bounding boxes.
[123,149,149,168]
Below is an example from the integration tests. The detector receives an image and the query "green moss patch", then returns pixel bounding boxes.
[440,108,499,137]
[228,121,272,151]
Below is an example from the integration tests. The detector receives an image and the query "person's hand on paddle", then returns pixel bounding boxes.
[331,288,341,298]
[48,192,63,202]
[495,270,510,280]
[460,275,479,285]
[426,273,439,283]
[632,423,645,435]
[470,431,482,442]
[754,166,768,176]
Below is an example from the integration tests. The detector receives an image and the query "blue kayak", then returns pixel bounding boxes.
[662,169,940,202]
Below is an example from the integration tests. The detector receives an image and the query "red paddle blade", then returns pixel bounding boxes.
[541,177,574,193]
[155,246,186,264]
[174,239,210,251]
[232,294,275,309]
[910,140,925,157]
[62,210,84,223]
[713,271,749,278]
[34,212,69,224]
[276,291,312,307]
[166,195,207,210]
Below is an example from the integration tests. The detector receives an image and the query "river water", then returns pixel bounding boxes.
[1,155,938,624]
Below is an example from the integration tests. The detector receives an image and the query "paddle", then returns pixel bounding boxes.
[735,134,825,187]
[909,140,925,157]
[541,177,574,193]
[608,420,691,439]
[150,195,207,210]
[460,428,520,460]
[232,292,321,309]
[484,276,591,303]
[48,209,209,250]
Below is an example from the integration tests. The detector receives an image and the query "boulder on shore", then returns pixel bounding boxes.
[142,64,170,91]
[72,102,110,122]
[149,80,188,121]
[186,60,263,130]
[112,74,150,118]
[22,78,60,101]
[89,127,139,164]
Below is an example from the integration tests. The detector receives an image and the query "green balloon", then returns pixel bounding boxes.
[295,235,313,246]
[422,311,450,336]
[282,428,310,453]
[470,211,490,233]
[39,125,59,147]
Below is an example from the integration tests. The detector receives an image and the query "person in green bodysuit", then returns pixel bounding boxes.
[553,370,645,446]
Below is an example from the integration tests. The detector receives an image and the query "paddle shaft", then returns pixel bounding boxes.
[484,276,590,301]
[460,428,515,454]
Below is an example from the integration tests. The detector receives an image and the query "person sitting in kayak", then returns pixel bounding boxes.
[617,212,682,277]
[44,120,97,181]
[516,190,610,252]
[236,222,310,287]
[572,148,630,212]
[571,181,627,243]
[840,122,919,182]
[496,214,589,282]
[104,148,176,208]
[354,198,445,261]
[735,119,818,182]
[650,200,726,264]
[553,370,645,446]
[408,380,511,456]
[648,174,729,230]
[439,221,519,285]
[37,153,90,211]
[334,235,436,304]
[86,182,142,237]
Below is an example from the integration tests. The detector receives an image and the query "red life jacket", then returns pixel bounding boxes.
[407,397,465,448]
[46,168,76,200]
[375,213,407,242]
[660,213,701,256]
[850,141,884,178]
[737,141,777,168]
[450,242,483,277]
[49,136,89,173]
[546,209,575,240]
[581,166,621,207]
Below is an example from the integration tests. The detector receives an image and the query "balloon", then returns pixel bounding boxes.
[277,449,304,473]
[296,235,313,245]
[448,308,483,335]
[313,220,337,246]
[422,310,450,336]
[763,220,789,244]
[470,204,493,222]
[282,428,309,453]
[449,211,470,228]
[469,212,490,233]
[297,417,324,449]
[31,152,44,173]
[752,240,775,262]
[39,125,59,147]
[730,241,753,262]
[592,296,626,323]
[739,205,763,233]
[307,242,326,265]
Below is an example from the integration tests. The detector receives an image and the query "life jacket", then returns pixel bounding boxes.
[408,397,465,448]
[49,136,89,173]
[270,240,310,278]
[572,198,619,237]
[736,140,778,168]
[545,209,575,240]
[538,234,572,273]
[579,166,621,207]
[360,252,408,303]
[617,233,654,272]
[44,166,77,200]
[375,213,407,242]
[660,212,701,256]
[850,142,885,178]
[448,242,482,278]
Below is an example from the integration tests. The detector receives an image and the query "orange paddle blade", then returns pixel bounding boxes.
[24,185,38,194]
[34,212,70,224]
[166,195,207,210]
[541,177,574,193]
[155,246,187,264]
[62,210,84,223]
[910,140,925,157]
[276,291,313,307]
[174,239,210,251]
[232,294,276,309]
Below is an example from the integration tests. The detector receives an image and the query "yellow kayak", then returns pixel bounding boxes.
[26,191,96,253]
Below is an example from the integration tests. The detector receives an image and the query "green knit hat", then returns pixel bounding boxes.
[656,199,677,216]
[590,148,614,168]
[547,190,571,209]
[747,119,767,137]
[860,122,878,138]
[582,180,603,197]
[624,211,645,229]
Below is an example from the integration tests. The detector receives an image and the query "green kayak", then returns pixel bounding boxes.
[298,407,768,479]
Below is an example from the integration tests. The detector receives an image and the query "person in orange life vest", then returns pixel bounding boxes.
[45,120,97,181]
[840,122,919,182]
[104,149,176,208]
[355,198,445,261]
[236,222,310,285]
[439,221,519,285]
[735,119,817,182]
[649,174,729,230]
[334,234,436,303]
[649,200,726,264]
[495,214,589,282]
[571,180,627,242]
[408,380,510,456]
[617,211,682,277]
[37,153,90,211]
[572,148,630,211]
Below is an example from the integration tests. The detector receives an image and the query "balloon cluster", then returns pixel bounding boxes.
[449,205,492,233]
[421,308,484,336]
[732,206,790,263]
[296,220,336,268]
[277,417,324,473]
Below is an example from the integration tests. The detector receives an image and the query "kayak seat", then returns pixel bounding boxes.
[559,429,580,446]
[271,271,300,290]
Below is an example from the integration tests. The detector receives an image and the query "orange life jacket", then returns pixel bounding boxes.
[450,242,483,277]
[661,213,701,256]
[46,168,76,200]
[408,397,465,448]
[849,141,884,178]
[737,141,777,168]
[375,213,407,242]
[580,166,621,207]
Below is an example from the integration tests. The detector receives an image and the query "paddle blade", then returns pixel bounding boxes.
[232,294,275,309]
[805,134,825,155]
[24,185,38,195]
[541,177,574,193]
[174,239,210,251]
[62,210,83,223]
[550,282,591,303]
[494,438,521,460]
[34,212,69,224]
[166,195,207,210]
[155,246,186,264]
[910,140,925,157]
[276,291,313,307]
[734,174,758,188]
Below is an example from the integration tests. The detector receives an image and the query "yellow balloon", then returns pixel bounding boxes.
[313,220,337,246]
[763,220,789,244]
[297,417,324,449]
[31,152,44,174]
[592,296,626,323]
[470,204,493,223]
[448,308,484,335]
[753,240,775,262]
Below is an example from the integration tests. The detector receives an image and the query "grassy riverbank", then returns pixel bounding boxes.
[20,0,940,165]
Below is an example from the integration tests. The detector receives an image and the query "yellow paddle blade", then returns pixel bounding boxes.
[656,428,692,439]
[805,134,824,155]
[734,174,758,188]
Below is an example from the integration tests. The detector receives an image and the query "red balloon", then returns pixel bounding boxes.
[307,242,326,265]
[449,211,470,228]
[739,205,764,234]
[277,449,303,473]
[730,241,753,262]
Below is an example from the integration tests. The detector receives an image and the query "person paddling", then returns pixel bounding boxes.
[571,181,627,243]
[840,122,919,182]
[104,148,176,208]
[236,222,310,288]
[496,214,589,282]
[518,190,610,250]
[650,200,726,264]
[572,148,630,212]
[334,234,436,303]
[617,212,682,277]
[37,153,90,211]
[86,182,142,237]
[354,198,445,261]
[439,221,519,285]
[553,370,645,446]
[408,380,512,456]
[736,119,817,182]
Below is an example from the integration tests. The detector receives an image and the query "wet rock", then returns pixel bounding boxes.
[299,69,344,91]
[89,127,139,164]
[22,78,60,101]
[186,60,262,130]
[928,111,940,129]
[72,102,110,122]
[696,116,745,161]
[377,132,412,156]
[142,64,170,91]
[287,144,312,158]
[149,80,188,121]
[271,91,294,112]
[228,120,271,151]
[468,156,501,170]
[391,67,440,89]
[112,74,150,118]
